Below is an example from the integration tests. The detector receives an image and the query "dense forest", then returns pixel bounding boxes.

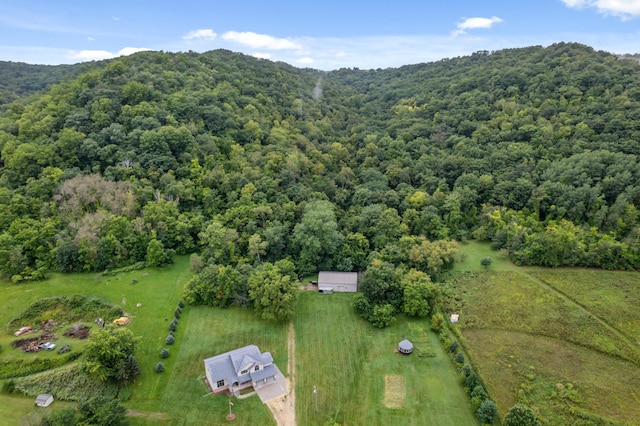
[1,43,640,320]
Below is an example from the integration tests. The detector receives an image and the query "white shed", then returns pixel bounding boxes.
[318,271,358,293]
[35,394,54,407]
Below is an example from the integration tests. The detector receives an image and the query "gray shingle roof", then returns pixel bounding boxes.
[204,345,274,385]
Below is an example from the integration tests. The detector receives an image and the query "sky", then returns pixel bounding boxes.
[1,0,640,70]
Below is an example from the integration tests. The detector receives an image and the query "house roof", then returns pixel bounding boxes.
[204,345,273,385]
[318,271,358,285]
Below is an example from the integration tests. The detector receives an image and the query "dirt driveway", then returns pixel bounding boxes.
[265,322,296,425]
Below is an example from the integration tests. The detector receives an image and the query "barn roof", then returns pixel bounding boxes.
[318,271,358,285]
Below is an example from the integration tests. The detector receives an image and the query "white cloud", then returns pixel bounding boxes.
[296,57,314,64]
[182,29,217,41]
[221,31,302,50]
[252,52,272,60]
[560,0,640,18]
[453,16,503,36]
[87,37,95,42]
[67,47,151,61]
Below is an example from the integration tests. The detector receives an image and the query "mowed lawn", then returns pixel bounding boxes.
[295,291,478,426]
[154,305,287,426]
[446,269,640,425]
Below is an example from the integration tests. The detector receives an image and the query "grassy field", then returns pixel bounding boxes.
[445,266,640,425]
[295,291,478,426]
[452,240,521,272]
[0,256,191,425]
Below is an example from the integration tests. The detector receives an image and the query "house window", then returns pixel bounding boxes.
[240,369,248,375]
[216,379,225,388]
[254,365,260,371]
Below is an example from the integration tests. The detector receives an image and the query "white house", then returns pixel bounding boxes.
[35,394,54,407]
[204,345,279,396]
[317,271,358,292]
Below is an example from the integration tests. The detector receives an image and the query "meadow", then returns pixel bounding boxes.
[445,267,640,425]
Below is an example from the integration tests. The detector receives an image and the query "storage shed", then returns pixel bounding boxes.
[317,271,358,293]
[35,394,54,407]
[398,340,413,355]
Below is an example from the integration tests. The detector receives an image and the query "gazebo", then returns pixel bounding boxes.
[398,339,413,355]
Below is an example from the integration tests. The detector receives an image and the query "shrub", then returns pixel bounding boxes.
[455,352,465,363]
[178,300,185,309]
[503,404,541,426]
[470,385,489,410]
[461,364,473,377]
[449,341,459,353]
[465,372,482,391]
[430,312,445,332]
[369,304,396,328]
[155,362,165,373]
[352,294,372,319]
[476,399,498,424]
[480,257,493,269]
[165,334,175,345]
[160,348,170,358]
[2,380,15,394]
[174,308,181,319]
[169,318,178,332]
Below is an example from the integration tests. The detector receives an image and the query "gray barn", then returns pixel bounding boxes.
[317,271,358,292]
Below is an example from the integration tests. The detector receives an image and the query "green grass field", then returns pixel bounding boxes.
[295,292,478,426]
[445,265,640,425]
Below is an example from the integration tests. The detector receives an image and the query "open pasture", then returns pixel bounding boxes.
[446,269,640,425]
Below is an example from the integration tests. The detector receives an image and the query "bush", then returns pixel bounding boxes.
[165,334,175,345]
[174,308,181,319]
[169,318,178,332]
[503,404,541,426]
[2,380,15,394]
[449,341,459,353]
[178,300,185,309]
[160,348,170,358]
[455,352,465,363]
[470,385,489,410]
[461,364,473,377]
[476,399,498,424]
[369,304,396,328]
[465,371,482,391]
[155,362,165,373]
[430,312,445,332]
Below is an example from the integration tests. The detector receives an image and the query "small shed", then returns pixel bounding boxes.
[450,314,459,323]
[317,271,358,293]
[35,394,54,407]
[398,339,413,355]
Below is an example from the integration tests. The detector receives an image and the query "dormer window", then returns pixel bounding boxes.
[240,369,248,375]
[254,365,260,371]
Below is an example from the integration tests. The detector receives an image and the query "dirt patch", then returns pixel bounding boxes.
[126,410,169,420]
[383,374,406,409]
[265,322,297,425]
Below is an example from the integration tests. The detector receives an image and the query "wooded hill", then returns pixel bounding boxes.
[1,42,640,285]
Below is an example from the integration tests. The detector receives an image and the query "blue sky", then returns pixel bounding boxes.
[1,0,639,69]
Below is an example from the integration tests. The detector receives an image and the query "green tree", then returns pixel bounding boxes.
[503,404,541,426]
[401,269,437,317]
[248,261,298,321]
[292,200,343,275]
[369,304,396,328]
[146,237,173,267]
[476,399,498,424]
[83,327,138,383]
[480,256,493,269]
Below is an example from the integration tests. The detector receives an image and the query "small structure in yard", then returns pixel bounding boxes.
[317,271,358,293]
[318,288,333,295]
[450,314,459,323]
[203,345,283,398]
[398,339,413,355]
[35,394,54,407]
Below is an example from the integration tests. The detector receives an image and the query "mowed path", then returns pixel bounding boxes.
[517,270,640,362]
[265,322,297,426]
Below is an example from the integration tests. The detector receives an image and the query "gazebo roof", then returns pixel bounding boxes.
[398,339,413,351]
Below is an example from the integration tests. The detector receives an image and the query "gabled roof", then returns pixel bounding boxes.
[318,271,358,285]
[204,345,273,385]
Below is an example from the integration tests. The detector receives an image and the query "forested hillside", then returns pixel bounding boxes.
[1,43,639,292]
[0,61,81,108]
